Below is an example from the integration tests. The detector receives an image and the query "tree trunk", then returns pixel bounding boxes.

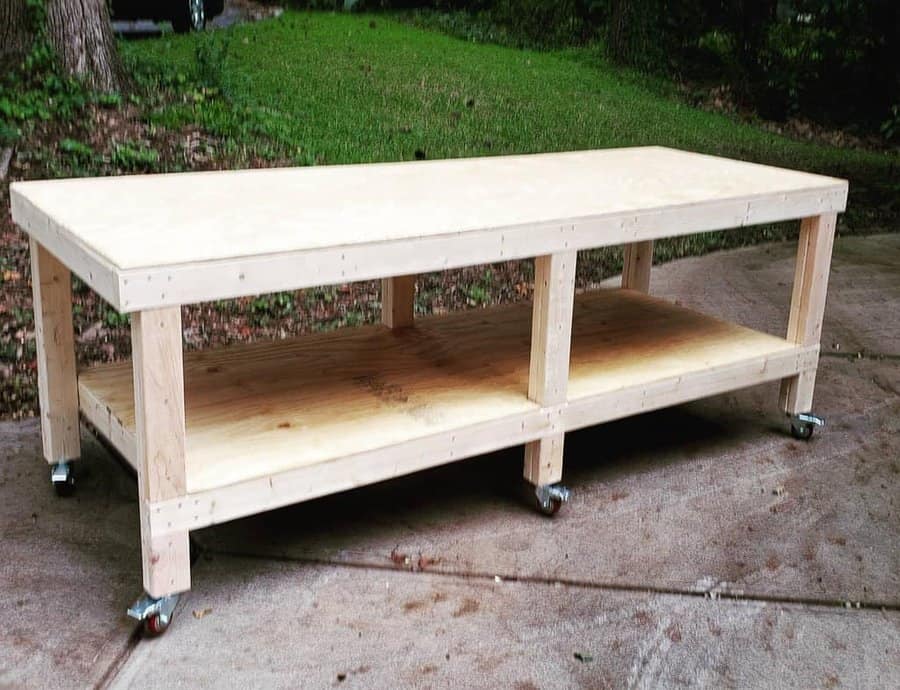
[607,0,660,67]
[1,0,125,91]
[0,0,30,73]
[46,0,126,92]
[607,0,629,64]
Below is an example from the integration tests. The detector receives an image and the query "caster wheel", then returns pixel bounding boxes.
[51,462,75,497]
[128,592,180,636]
[534,484,570,517]
[143,613,170,637]
[790,421,814,441]
[539,497,563,516]
[789,413,823,442]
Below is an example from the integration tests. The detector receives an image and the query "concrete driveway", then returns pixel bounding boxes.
[1,235,898,689]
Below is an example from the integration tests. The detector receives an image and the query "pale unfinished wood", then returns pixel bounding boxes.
[10,148,848,312]
[140,302,816,536]
[381,275,416,328]
[148,341,816,537]
[80,289,810,499]
[780,213,836,414]
[29,240,80,464]
[524,252,577,486]
[622,240,654,292]
[131,307,190,597]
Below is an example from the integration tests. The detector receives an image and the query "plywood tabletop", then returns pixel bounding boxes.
[11,147,847,310]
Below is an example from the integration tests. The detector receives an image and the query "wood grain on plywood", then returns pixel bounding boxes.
[11,148,847,286]
[79,289,802,494]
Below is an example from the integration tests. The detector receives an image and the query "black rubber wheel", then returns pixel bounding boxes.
[53,470,76,497]
[143,613,170,636]
[205,0,225,17]
[539,497,563,516]
[790,421,815,441]
[171,0,205,33]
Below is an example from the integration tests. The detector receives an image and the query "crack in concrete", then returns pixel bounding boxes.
[821,351,900,362]
[199,546,900,614]
[93,623,144,690]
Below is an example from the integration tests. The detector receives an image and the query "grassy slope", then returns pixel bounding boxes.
[3,11,897,420]
[125,10,897,236]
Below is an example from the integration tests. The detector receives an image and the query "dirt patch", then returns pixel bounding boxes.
[451,597,480,618]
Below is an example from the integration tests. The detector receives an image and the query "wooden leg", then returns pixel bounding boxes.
[524,251,577,486]
[779,214,836,414]
[29,240,80,465]
[381,275,416,329]
[622,240,654,293]
[132,306,191,597]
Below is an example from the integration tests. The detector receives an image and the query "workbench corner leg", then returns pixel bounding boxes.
[29,239,81,466]
[524,433,565,486]
[622,240,654,293]
[132,306,192,597]
[382,275,416,329]
[779,213,836,416]
[142,514,192,598]
[524,251,576,489]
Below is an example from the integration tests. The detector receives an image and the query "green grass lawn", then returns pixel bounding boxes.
[3,10,898,419]
[124,10,897,236]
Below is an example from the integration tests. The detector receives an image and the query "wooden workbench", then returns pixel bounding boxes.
[11,146,847,628]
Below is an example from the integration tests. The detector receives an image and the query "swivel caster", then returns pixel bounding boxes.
[127,592,180,637]
[789,413,824,441]
[534,484,571,516]
[50,462,75,497]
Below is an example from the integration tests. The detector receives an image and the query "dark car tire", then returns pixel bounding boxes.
[171,0,205,33]
[205,0,225,17]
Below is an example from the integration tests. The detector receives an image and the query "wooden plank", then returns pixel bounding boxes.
[16,196,121,307]
[566,346,819,432]
[11,148,848,312]
[381,275,416,328]
[780,213,837,414]
[622,240,654,292]
[131,307,190,597]
[78,376,137,466]
[114,185,847,312]
[147,344,817,537]
[149,408,556,535]
[79,289,807,497]
[524,252,577,486]
[29,240,80,464]
[11,148,848,270]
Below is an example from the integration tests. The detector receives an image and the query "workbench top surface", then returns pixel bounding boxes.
[12,146,846,272]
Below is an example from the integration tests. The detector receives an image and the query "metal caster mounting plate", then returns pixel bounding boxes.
[127,593,180,636]
[790,413,824,441]
[51,461,75,497]
[535,483,571,516]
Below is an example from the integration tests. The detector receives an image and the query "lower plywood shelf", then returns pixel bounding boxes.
[79,289,816,527]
